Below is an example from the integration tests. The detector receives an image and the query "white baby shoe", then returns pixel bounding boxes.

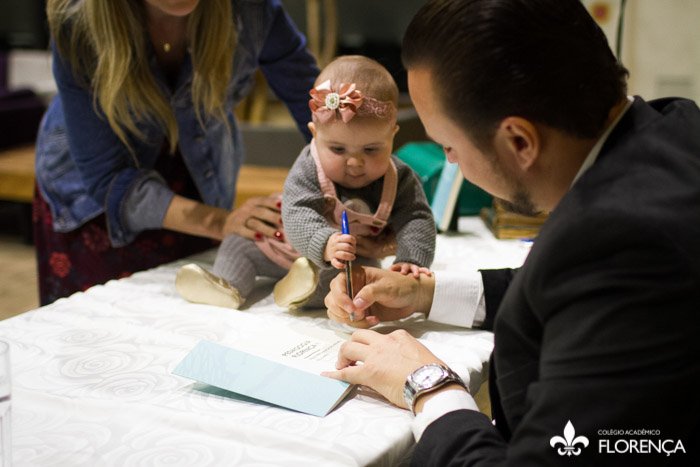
[175,263,243,309]
[273,257,319,310]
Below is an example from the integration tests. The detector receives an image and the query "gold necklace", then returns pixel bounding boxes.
[163,42,172,53]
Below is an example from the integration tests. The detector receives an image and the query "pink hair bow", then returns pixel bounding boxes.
[309,80,364,123]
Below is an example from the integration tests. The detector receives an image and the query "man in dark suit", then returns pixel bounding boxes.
[322,0,699,465]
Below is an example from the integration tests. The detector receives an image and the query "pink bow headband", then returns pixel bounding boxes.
[309,80,396,123]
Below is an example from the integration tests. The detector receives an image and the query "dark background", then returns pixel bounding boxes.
[0,0,425,92]
[0,0,48,50]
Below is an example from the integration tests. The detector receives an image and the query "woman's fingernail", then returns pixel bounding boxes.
[254,232,263,241]
[274,231,284,241]
[276,201,282,209]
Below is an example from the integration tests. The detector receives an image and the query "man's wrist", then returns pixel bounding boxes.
[404,363,467,414]
[427,270,483,328]
[411,387,479,441]
[418,274,436,315]
[413,382,468,414]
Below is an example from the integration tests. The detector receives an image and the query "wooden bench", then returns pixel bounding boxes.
[0,144,35,203]
[233,165,289,207]
[0,144,289,208]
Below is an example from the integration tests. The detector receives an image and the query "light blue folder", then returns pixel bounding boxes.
[430,162,463,232]
[173,340,352,417]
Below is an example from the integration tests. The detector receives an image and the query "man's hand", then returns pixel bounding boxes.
[322,329,445,409]
[324,266,435,328]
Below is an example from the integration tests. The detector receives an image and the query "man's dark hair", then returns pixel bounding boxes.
[402,0,629,148]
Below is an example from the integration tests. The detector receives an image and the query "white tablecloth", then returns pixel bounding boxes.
[0,217,529,466]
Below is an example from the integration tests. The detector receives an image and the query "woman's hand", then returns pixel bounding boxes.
[322,329,445,409]
[223,194,283,241]
[355,231,397,259]
[324,233,356,269]
[324,266,435,328]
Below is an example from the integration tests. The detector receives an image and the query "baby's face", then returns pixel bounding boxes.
[311,117,399,189]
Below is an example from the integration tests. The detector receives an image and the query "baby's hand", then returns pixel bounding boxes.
[390,262,433,278]
[324,233,356,270]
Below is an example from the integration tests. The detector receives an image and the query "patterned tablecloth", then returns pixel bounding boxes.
[0,217,530,466]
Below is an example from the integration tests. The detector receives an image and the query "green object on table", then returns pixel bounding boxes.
[396,142,492,215]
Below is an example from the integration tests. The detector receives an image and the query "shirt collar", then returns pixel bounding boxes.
[571,96,634,186]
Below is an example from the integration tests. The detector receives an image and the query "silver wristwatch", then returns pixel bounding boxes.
[403,363,467,414]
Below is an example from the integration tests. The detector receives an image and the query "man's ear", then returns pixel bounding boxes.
[308,122,317,138]
[494,117,540,171]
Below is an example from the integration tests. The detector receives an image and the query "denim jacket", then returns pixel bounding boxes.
[36,0,318,247]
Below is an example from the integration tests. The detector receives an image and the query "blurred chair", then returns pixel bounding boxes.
[236,0,337,125]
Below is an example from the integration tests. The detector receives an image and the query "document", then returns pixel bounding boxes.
[173,318,353,417]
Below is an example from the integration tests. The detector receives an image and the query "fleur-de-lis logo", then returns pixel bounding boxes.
[550,420,589,456]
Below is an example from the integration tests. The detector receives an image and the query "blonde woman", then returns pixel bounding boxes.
[33,0,318,305]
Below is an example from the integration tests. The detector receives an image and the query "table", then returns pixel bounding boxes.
[0,217,529,466]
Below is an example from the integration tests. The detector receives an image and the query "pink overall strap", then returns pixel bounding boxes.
[309,140,337,198]
[374,160,397,224]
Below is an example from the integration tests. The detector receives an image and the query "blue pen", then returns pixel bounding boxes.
[341,211,355,320]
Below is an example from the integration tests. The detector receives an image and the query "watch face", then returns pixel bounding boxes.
[412,364,447,391]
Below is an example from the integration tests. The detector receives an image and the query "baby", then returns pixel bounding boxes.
[176,55,436,309]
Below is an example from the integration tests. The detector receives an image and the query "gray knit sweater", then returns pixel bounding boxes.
[281,144,436,270]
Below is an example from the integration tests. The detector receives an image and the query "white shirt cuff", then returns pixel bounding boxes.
[429,270,485,328]
[411,389,480,441]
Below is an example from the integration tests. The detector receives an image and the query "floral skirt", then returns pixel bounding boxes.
[33,148,218,306]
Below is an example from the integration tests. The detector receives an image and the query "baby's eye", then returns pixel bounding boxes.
[330,146,345,154]
[364,147,379,155]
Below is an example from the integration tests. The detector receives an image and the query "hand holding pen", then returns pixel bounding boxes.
[324,221,356,270]
[340,210,358,322]
[341,210,354,299]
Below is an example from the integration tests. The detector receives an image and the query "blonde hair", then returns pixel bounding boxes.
[316,55,399,108]
[47,0,236,156]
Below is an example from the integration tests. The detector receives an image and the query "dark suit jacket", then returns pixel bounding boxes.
[413,97,700,466]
